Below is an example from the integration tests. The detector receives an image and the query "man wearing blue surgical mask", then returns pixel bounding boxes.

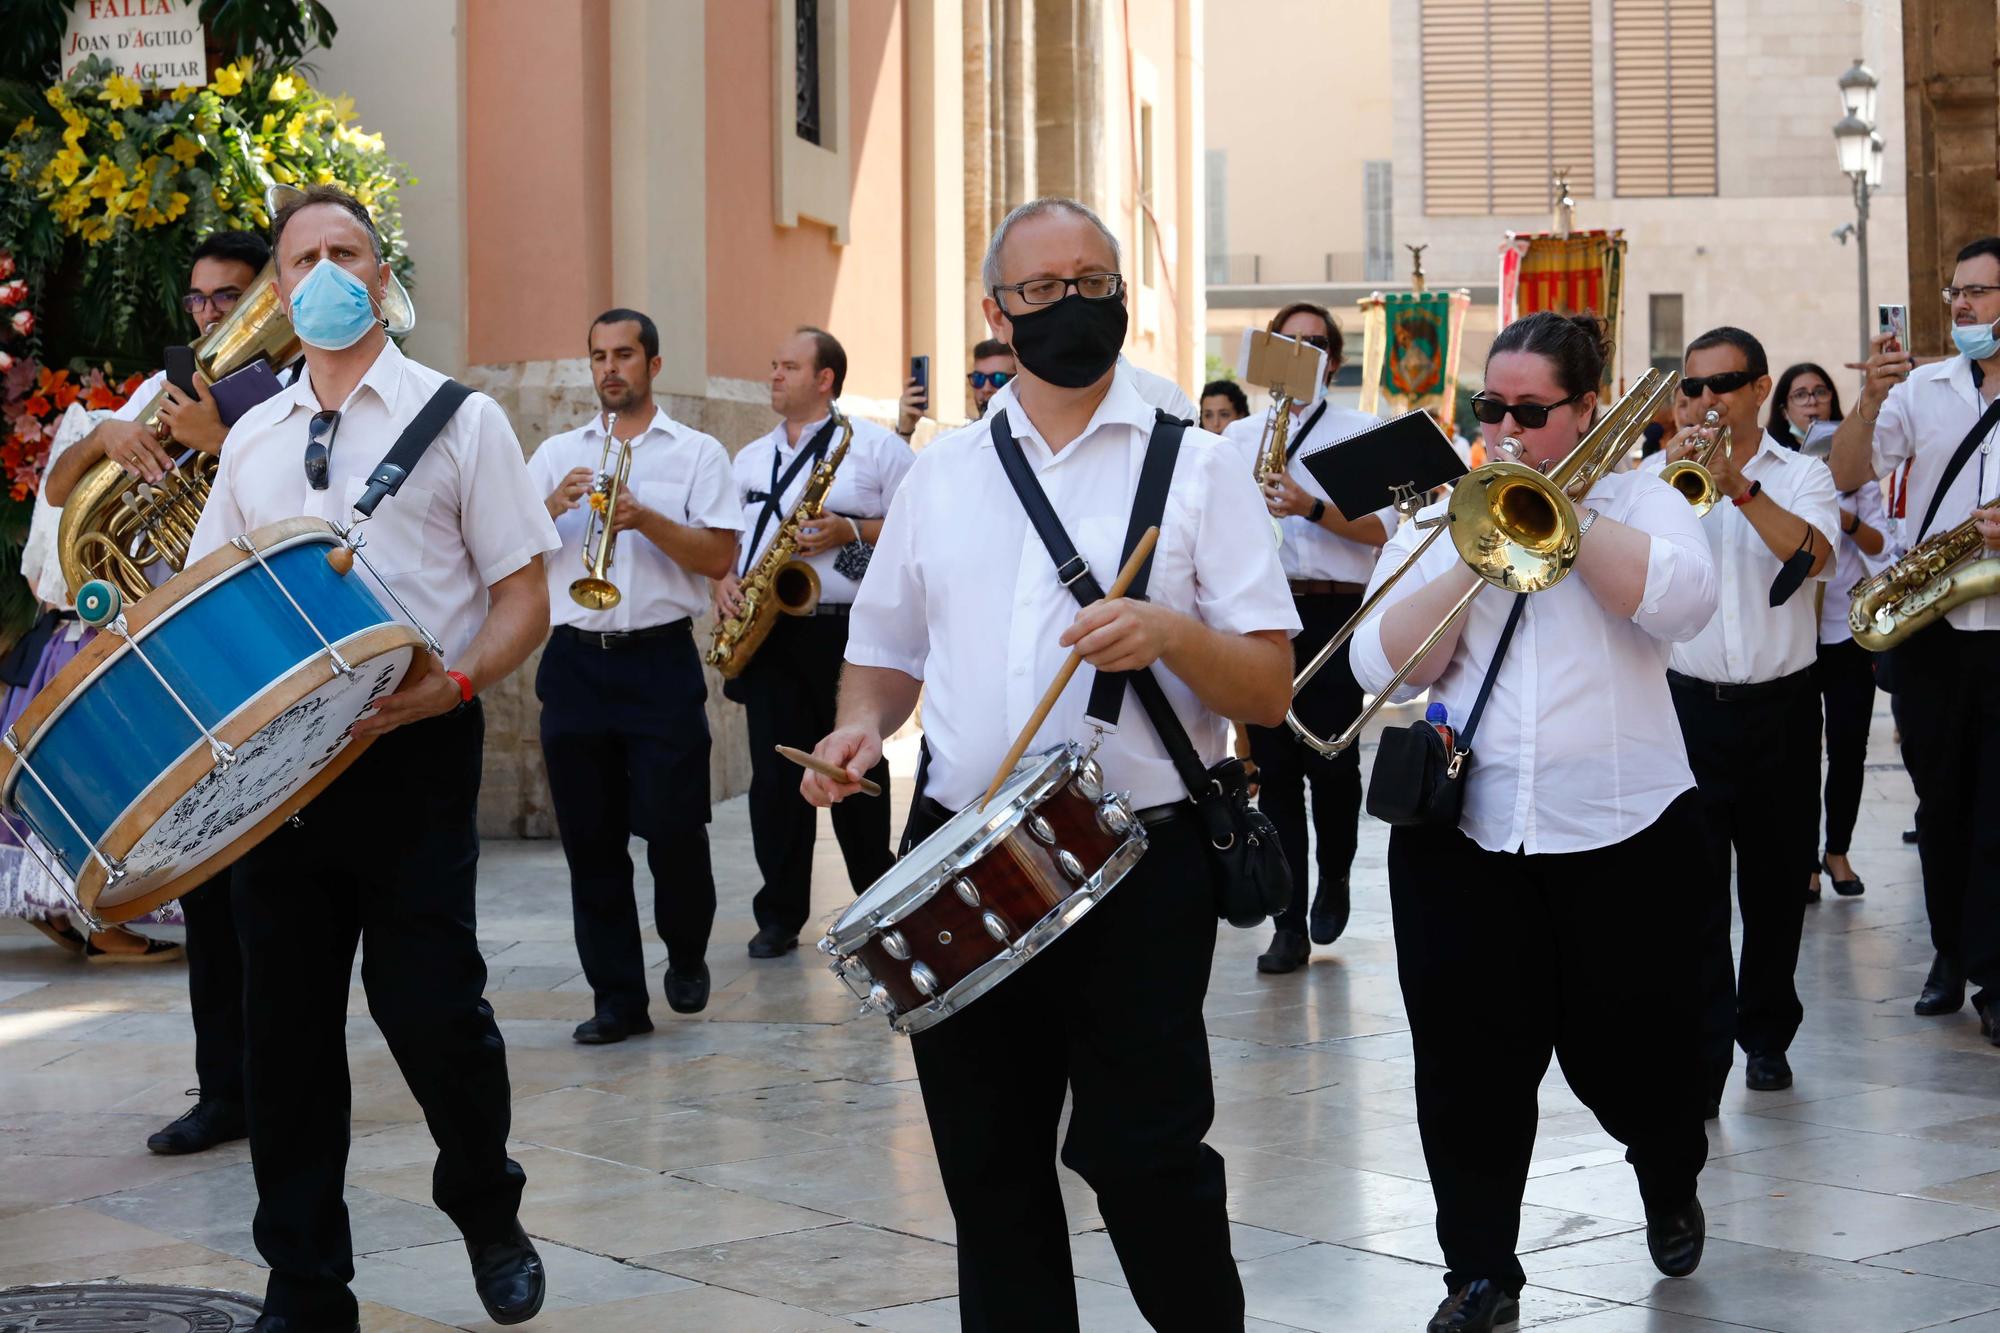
[1832,236,2000,1048]
[184,186,561,1333]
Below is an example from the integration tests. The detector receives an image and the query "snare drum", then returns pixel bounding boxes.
[0,517,425,925]
[821,742,1147,1033]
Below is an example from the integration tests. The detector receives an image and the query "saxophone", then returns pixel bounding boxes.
[1849,492,2000,650]
[707,410,855,678]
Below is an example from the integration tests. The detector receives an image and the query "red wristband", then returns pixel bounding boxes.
[1732,479,1762,508]
[445,670,475,702]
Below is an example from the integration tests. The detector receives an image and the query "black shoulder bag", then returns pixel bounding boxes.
[990,409,1293,928]
[1364,592,1525,827]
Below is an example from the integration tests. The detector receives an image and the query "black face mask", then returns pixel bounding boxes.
[1005,293,1128,388]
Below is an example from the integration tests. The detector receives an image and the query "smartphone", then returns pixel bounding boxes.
[909,354,930,417]
[163,344,199,398]
[1878,303,1909,351]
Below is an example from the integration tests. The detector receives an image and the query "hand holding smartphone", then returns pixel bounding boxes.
[1878,303,1909,353]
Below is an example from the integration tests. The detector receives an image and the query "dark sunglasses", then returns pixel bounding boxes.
[968,370,1013,390]
[304,409,339,490]
[1678,369,1758,398]
[1289,334,1332,352]
[1469,390,1582,429]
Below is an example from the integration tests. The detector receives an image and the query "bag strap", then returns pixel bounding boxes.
[742,415,839,576]
[353,380,473,518]
[1916,391,2000,541]
[1284,400,1327,464]
[1452,592,1527,769]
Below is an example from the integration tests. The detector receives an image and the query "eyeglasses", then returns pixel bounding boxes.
[991,273,1124,306]
[304,409,339,490]
[1288,334,1332,352]
[1788,385,1833,404]
[181,288,243,315]
[1468,390,1583,429]
[1943,285,2000,303]
[1678,369,1759,398]
[968,370,1014,390]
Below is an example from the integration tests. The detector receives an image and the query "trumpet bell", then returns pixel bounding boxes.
[1446,460,1580,594]
[569,577,621,611]
[1662,461,1719,516]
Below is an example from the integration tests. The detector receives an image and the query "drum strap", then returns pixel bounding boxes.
[1285,400,1327,464]
[353,380,475,518]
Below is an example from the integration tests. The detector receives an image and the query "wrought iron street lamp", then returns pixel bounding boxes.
[1833,60,1881,361]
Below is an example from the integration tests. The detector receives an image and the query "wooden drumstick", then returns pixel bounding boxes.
[776,744,883,798]
[979,526,1160,810]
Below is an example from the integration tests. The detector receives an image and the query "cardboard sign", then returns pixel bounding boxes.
[61,0,207,89]
[1236,329,1327,407]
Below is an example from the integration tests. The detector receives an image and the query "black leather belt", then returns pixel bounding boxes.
[1667,666,1813,702]
[1289,579,1365,597]
[554,619,690,650]
[1135,799,1197,827]
[811,602,852,618]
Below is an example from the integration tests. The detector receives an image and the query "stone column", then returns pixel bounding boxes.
[909,0,968,410]
[964,0,995,347]
[1902,0,1999,356]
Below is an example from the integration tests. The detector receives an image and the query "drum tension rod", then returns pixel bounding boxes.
[233,535,355,678]
[3,728,124,902]
[329,522,444,658]
[103,613,237,771]
[0,806,106,933]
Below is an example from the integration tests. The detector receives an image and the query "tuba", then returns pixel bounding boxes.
[569,413,631,610]
[1286,368,1678,755]
[1660,409,1728,515]
[706,410,854,678]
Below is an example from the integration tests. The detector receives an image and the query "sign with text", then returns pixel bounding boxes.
[61,0,207,89]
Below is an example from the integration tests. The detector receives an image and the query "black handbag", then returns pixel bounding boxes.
[1364,591,1525,827]
[990,409,1294,928]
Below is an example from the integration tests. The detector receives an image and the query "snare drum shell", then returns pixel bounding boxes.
[854,778,1124,1017]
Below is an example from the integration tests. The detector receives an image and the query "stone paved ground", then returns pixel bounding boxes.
[5,704,2000,1332]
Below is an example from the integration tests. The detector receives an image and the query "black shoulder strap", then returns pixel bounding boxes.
[1284,400,1328,463]
[1916,392,2000,541]
[991,408,1215,800]
[742,416,839,576]
[1457,593,1526,754]
[354,379,474,518]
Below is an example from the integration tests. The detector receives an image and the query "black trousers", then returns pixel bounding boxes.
[1891,625,2000,1001]
[179,871,243,1106]
[231,703,523,1326]
[740,613,893,935]
[902,801,1244,1332]
[1813,637,1877,861]
[1247,590,1362,933]
[1670,672,1822,1093]
[538,623,714,1021]
[1387,790,1710,1297]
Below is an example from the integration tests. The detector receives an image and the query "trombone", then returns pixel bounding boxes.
[569,412,632,609]
[1660,409,1729,515]
[1286,368,1679,756]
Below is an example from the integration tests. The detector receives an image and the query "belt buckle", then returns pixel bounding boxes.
[598,630,629,650]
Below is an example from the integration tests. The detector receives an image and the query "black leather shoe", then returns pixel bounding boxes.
[467,1219,546,1325]
[1256,927,1311,975]
[1902,826,1920,845]
[1426,1279,1518,1331]
[1646,1198,1705,1277]
[747,926,799,959]
[1745,1052,1792,1091]
[251,1316,358,1332]
[664,962,711,1014]
[1976,996,2000,1048]
[1309,878,1351,945]
[146,1096,246,1155]
[1823,855,1865,897]
[1916,953,1966,1016]
[572,1014,652,1045]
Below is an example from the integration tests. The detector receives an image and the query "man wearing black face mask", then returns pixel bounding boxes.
[801,196,1297,1330]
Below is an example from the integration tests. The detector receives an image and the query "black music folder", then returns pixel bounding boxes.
[1300,409,1468,520]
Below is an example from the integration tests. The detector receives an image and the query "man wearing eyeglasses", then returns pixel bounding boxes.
[43,229,270,504]
[184,186,560,1333]
[1645,326,1837,1113]
[1218,302,1394,976]
[1831,237,2000,1045]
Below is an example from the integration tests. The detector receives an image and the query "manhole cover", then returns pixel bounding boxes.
[0,1283,262,1331]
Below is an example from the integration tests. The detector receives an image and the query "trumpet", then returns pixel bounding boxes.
[1286,368,1679,756]
[569,413,631,610]
[1661,409,1729,514]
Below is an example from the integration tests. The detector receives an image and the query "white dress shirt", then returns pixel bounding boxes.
[1349,468,1717,854]
[731,410,916,606]
[1871,355,2000,633]
[1821,475,1889,646]
[1221,401,1398,584]
[1640,431,1839,683]
[188,340,561,664]
[1118,355,1198,421]
[847,365,1300,811]
[113,370,168,424]
[528,406,741,631]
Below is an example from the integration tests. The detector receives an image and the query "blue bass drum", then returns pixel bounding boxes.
[0,517,426,924]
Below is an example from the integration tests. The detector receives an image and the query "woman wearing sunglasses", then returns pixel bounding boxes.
[1352,312,1718,1333]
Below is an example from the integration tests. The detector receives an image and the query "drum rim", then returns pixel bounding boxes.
[824,742,1083,951]
[5,516,346,769]
[75,620,422,922]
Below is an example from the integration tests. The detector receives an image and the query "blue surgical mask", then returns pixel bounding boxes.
[1951,315,2000,361]
[289,258,380,350]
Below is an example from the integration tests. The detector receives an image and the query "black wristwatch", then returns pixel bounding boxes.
[1307,498,1326,524]
[1842,512,1861,535]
